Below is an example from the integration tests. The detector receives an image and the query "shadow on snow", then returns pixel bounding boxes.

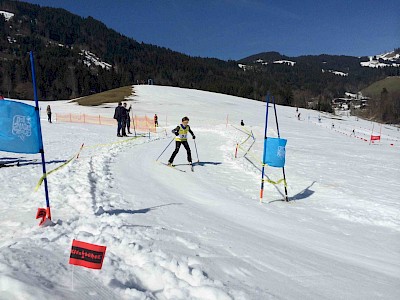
[99,202,183,216]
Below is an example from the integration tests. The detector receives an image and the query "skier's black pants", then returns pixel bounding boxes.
[169,141,192,163]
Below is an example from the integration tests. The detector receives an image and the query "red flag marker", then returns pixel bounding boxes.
[36,208,48,226]
[69,239,107,270]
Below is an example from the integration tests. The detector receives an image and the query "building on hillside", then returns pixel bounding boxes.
[332,92,369,110]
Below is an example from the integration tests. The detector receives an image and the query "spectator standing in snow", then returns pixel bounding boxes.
[114,102,127,137]
[154,114,159,127]
[46,105,52,123]
[168,116,195,166]
[123,103,132,134]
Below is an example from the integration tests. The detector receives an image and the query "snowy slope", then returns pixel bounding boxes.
[1,85,399,300]
[0,10,14,21]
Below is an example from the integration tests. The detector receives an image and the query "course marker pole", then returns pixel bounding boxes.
[272,96,289,202]
[30,51,52,220]
[260,93,270,203]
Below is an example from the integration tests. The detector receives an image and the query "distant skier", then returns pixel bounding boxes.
[331,123,335,129]
[46,105,52,123]
[240,120,245,126]
[154,114,159,127]
[297,113,301,121]
[168,116,195,166]
[318,115,321,123]
[123,103,132,134]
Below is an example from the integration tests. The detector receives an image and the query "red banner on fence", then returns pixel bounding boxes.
[69,239,107,269]
[370,135,381,141]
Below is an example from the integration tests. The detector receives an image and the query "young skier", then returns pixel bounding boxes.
[168,116,195,166]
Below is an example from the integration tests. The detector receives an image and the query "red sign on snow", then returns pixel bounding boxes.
[69,239,107,269]
[370,135,381,141]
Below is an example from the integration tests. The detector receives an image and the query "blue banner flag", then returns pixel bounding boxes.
[263,137,287,167]
[0,100,42,154]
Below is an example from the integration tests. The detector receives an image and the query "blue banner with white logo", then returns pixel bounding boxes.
[263,137,287,167]
[0,100,42,154]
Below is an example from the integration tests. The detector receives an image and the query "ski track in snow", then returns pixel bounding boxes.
[1,85,400,299]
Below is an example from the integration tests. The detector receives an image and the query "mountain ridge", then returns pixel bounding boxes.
[0,0,399,123]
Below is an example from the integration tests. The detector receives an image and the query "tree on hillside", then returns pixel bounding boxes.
[392,91,400,123]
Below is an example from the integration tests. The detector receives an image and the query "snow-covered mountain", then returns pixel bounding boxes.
[239,49,400,79]
[1,85,399,299]
[360,50,400,68]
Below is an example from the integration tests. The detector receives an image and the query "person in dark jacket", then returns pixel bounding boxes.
[46,105,52,123]
[154,114,159,127]
[114,102,126,137]
[168,116,195,165]
[123,103,132,134]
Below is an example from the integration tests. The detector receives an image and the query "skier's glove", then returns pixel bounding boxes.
[174,131,179,136]
[192,135,196,139]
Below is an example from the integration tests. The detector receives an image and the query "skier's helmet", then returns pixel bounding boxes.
[182,116,189,122]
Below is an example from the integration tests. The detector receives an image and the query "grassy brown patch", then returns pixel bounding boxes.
[362,77,400,98]
[74,85,134,106]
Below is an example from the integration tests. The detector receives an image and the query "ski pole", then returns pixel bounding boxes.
[131,111,137,137]
[194,139,200,162]
[156,137,175,161]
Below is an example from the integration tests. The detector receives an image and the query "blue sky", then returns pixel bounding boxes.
[22,0,399,60]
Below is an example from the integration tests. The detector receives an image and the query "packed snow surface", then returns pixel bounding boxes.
[1,85,399,299]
